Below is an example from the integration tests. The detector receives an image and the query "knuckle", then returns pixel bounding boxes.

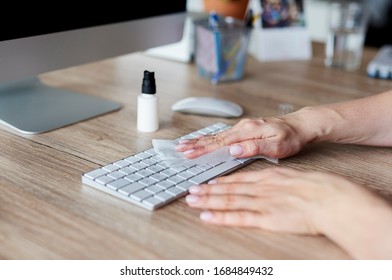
[224,193,236,208]
[213,135,226,146]
[242,139,260,156]
[227,193,236,204]
[198,145,208,153]
[241,119,260,131]
[204,134,226,147]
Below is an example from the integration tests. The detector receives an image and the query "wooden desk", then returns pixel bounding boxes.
[1,43,391,259]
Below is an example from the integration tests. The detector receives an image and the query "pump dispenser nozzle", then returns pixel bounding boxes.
[142,71,156,94]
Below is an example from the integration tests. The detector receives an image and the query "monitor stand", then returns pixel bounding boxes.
[0,77,121,134]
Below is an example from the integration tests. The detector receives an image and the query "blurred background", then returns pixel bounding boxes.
[187,0,392,47]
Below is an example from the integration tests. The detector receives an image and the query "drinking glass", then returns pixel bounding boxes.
[324,1,369,71]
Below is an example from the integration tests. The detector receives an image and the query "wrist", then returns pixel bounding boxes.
[286,106,342,144]
[313,181,392,259]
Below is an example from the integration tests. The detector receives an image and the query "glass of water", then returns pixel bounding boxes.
[324,1,369,71]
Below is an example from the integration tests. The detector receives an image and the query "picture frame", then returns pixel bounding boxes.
[248,0,312,61]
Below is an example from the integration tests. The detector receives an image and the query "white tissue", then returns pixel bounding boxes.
[152,139,279,167]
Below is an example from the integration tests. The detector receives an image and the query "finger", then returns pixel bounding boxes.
[209,171,267,184]
[231,135,298,159]
[189,182,260,196]
[214,119,269,147]
[186,193,263,211]
[231,139,280,159]
[176,134,228,158]
[177,119,267,158]
[199,210,316,234]
[199,210,264,228]
[212,167,294,185]
[187,169,291,197]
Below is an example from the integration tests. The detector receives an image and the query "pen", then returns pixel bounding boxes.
[243,8,254,28]
[208,10,219,29]
[207,10,221,82]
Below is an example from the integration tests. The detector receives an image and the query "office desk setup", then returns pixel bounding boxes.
[1,42,391,260]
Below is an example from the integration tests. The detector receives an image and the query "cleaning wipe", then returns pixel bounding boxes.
[152,139,279,167]
[152,139,232,167]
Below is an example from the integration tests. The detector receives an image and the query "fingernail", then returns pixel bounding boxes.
[175,144,184,151]
[189,185,202,194]
[184,149,195,155]
[200,211,214,221]
[208,179,217,184]
[230,145,243,156]
[186,195,200,204]
[175,144,186,151]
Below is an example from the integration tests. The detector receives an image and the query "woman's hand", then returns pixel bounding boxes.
[186,167,341,234]
[185,167,392,259]
[176,117,310,160]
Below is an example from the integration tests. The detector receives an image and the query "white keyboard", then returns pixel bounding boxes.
[82,123,255,210]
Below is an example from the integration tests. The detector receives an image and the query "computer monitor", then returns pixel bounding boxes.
[0,2,187,134]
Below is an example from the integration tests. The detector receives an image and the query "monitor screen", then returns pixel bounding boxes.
[0,2,187,134]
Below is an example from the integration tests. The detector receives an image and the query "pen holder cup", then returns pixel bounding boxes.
[194,18,250,84]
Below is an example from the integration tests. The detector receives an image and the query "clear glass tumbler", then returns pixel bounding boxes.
[324,1,369,71]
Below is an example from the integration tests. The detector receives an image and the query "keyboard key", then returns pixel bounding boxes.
[142,196,164,209]
[149,173,166,182]
[146,164,164,173]
[124,156,140,164]
[113,160,130,168]
[130,190,152,201]
[118,182,145,196]
[166,186,185,196]
[144,148,156,155]
[136,169,154,177]
[177,180,193,191]
[129,163,146,171]
[156,180,174,189]
[180,134,195,140]
[134,152,150,160]
[177,171,194,180]
[96,175,114,185]
[139,177,156,186]
[107,178,131,190]
[102,164,119,172]
[187,167,203,175]
[189,160,242,185]
[140,158,158,166]
[170,165,187,172]
[145,185,165,194]
[107,171,125,180]
[84,168,108,180]
[213,122,229,129]
[161,168,178,177]
[167,175,185,185]
[194,164,213,171]
[124,173,143,182]
[155,191,174,201]
[119,167,136,175]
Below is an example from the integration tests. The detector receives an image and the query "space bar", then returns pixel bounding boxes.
[189,160,242,185]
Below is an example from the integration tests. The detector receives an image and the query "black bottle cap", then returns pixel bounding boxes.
[141,70,156,94]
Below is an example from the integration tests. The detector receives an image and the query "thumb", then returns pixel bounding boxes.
[229,139,274,158]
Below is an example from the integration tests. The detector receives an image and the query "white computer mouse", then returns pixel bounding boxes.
[171,97,243,118]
